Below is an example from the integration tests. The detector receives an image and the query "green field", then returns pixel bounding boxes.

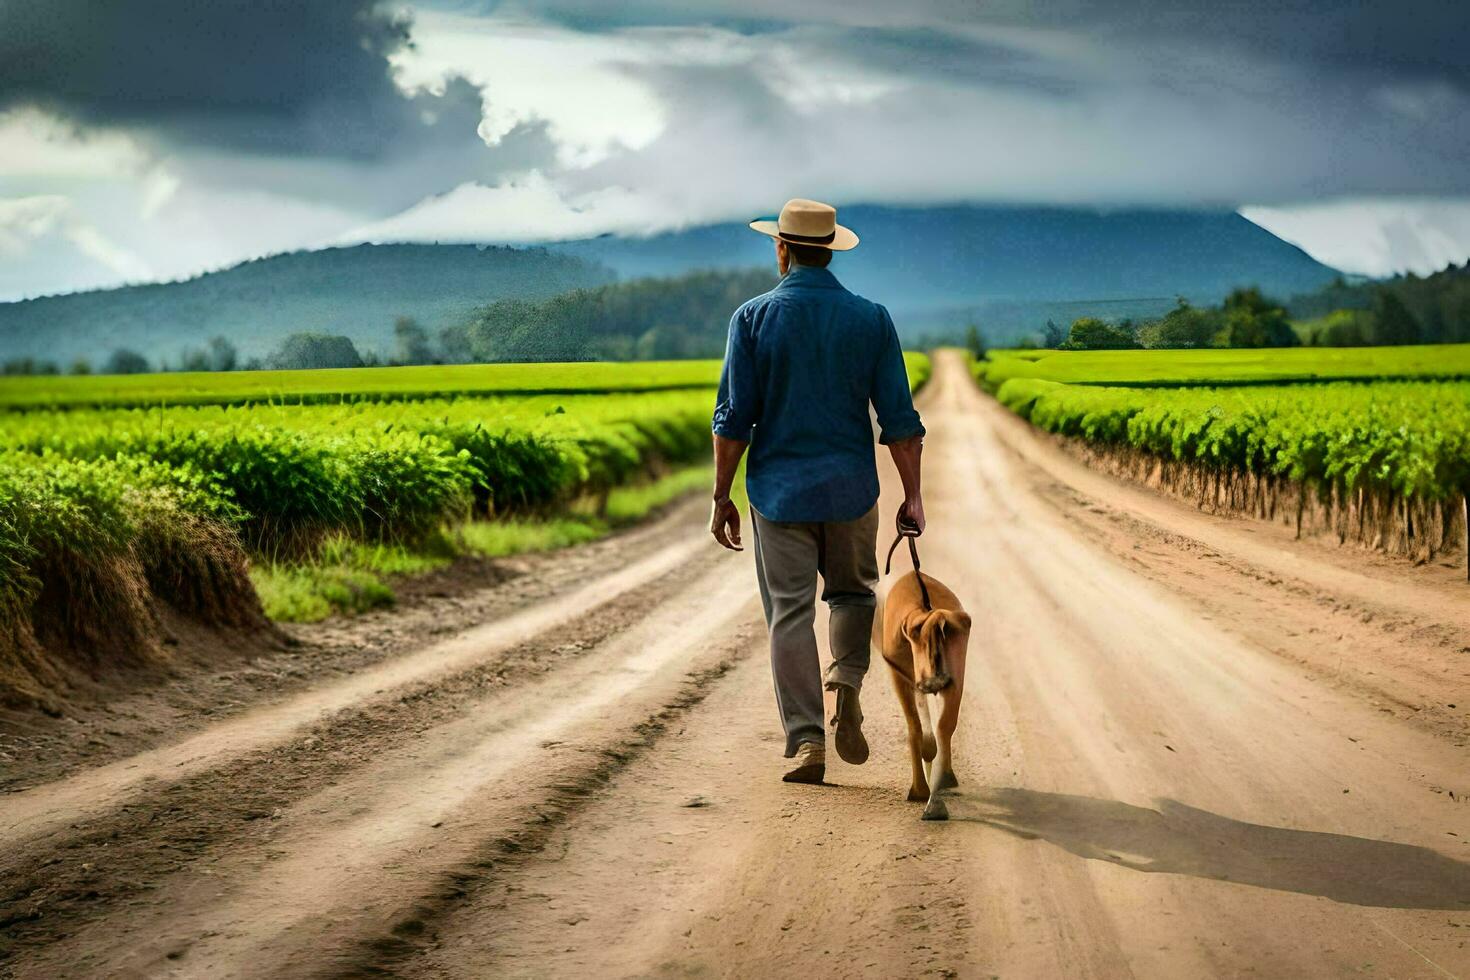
[976,344,1470,389]
[0,359,725,409]
[973,345,1469,563]
[0,354,931,663]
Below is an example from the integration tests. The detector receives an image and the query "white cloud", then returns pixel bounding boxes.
[1241,199,1470,277]
[343,171,660,242]
[0,194,152,295]
[393,12,667,167]
[0,108,152,179]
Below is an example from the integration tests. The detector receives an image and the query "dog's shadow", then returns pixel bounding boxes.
[942,786,1470,910]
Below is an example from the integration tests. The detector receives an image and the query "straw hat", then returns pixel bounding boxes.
[749,198,859,251]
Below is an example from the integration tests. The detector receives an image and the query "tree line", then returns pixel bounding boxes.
[995,270,1469,353]
[3,268,776,375]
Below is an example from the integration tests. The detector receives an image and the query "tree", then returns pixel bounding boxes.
[1041,319,1066,349]
[1060,317,1138,350]
[266,332,364,370]
[393,316,434,365]
[1307,309,1373,347]
[1373,290,1421,345]
[180,347,211,372]
[208,335,238,372]
[104,348,151,374]
[1138,299,1221,349]
[2,358,58,375]
[1222,287,1298,348]
[964,323,987,360]
[70,358,92,375]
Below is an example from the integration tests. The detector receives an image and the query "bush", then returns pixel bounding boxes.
[104,349,152,374]
[267,332,364,370]
[1061,317,1138,350]
[1137,300,1221,349]
[1223,288,1298,348]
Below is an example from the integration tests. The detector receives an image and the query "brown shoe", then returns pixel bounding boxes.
[782,742,826,784]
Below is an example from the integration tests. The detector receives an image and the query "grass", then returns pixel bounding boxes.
[252,463,715,622]
[0,359,725,410]
[977,344,1470,388]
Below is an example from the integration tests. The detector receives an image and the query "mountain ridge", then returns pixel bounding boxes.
[0,205,1341,366]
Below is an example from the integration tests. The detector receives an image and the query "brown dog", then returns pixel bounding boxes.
[877,568,970,820]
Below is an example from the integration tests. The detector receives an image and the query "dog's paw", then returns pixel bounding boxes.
[934,769,959,790]
[921,795,950,821]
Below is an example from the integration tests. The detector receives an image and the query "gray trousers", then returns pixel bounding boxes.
[750,504,880,756]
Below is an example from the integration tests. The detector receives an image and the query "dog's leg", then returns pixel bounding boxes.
[921,676,964,820]
[915,690,937,766]
[889,668,928,802]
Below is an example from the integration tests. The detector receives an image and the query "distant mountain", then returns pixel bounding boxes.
[0,244,612,368]
[550,205,1342,339]
[0,205,1342,368]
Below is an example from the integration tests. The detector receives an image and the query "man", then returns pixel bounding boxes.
[709,198,926,785]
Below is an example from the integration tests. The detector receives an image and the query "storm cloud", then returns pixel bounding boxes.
[2,0,1469,295]
[0,0,441,157]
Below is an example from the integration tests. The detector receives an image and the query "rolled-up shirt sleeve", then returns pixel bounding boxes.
[871,306,925,445]
[712,307,759,441]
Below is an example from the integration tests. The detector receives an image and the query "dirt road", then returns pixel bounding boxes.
[4,351,1468,979]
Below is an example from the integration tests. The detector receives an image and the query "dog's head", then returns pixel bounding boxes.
[901,607,971,694]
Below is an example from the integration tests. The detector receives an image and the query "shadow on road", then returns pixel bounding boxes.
[949,786,1470,910]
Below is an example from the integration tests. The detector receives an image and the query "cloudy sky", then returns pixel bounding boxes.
[1,0,1467,300]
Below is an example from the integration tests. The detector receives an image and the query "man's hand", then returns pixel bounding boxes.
[711,496,743,551]
[896,496,925,537]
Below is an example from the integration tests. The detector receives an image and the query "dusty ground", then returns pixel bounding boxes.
[3,350,1468,979]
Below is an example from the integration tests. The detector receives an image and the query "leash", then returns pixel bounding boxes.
[884,528,933,611]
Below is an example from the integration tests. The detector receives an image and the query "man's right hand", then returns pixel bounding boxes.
[711,496,743,551]
[896,496,925,537]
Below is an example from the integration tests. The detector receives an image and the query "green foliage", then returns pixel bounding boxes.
[1298,309,1375,347]
[1061,317,1139,350]
[1373,291,1421,346]
[3,358,59,376]
[972,343,1470,389]
[1136,299,1221,349]
[208,336,238,372]
[2,355,928,627]
[0,452,242,633]
[1042,319,1066,349]
[964,324,987,361]
[1222,288,1298,349]
[1289,264,1470,344]
[394,317,435,365]
[104,348,152,375]
[267,332,364,370]
[0,358,725,410]
[995,378,1470,501]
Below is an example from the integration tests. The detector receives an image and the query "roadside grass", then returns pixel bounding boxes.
[252,463,716,622]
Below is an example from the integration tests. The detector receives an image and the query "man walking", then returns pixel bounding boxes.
[709,198,926,785]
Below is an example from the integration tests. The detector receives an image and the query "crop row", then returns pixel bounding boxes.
[0,359,727,410]
[994,377,1470,501]
[976,344,1470,390]
[0,390,719,551]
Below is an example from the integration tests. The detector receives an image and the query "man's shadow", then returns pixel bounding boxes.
[947,786,1470,910]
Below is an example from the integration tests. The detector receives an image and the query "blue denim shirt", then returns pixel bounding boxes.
[711,265,925,523]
